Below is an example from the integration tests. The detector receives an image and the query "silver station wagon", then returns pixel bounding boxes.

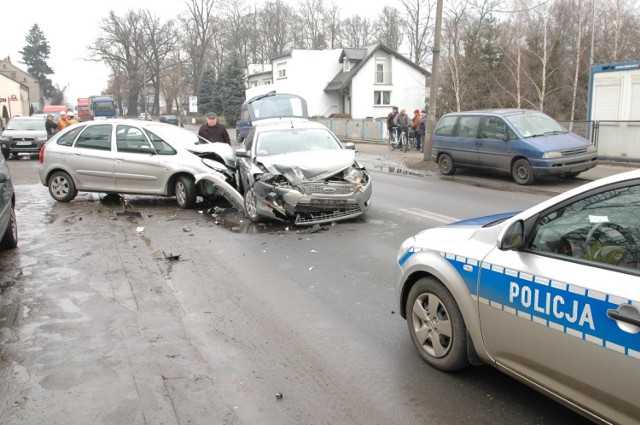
[37,120,237,208]
[396,169,640,424]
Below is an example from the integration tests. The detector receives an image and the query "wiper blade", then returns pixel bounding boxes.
[544,130,566,135]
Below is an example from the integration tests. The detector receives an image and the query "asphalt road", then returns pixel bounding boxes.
[0,157,592,425]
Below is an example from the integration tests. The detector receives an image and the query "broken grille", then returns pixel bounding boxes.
[300,182,358,195]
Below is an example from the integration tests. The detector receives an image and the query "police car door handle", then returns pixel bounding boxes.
[607,308,640,327]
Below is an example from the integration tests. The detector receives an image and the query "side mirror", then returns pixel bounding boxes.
[499,220,524,250]
[235,148,250,158]
[140,145,156,155]
[345,142,356,150]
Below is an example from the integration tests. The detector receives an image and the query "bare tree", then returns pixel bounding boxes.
[441,2,468,111]
[220,0,251,67]
[323,1,342,49]
[260,0,296,57]
[161,52,189,115]
[180,0,218,96]
[596,0,640,63]
[400,0,434,66]
[373,6,404,51]
[89,10,145,116]
[139,10,179,115]
[342,16,375,48]
[297,0,327,49]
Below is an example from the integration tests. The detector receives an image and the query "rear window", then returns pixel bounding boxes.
[434,116,457,136]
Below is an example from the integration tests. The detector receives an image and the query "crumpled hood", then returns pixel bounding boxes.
[258,149,356,182]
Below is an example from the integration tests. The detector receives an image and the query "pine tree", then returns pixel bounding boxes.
[19,24,57,99]
[197,68,217,115]
[218,57,246,127]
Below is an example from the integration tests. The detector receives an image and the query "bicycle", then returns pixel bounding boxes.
[407,130,418,150]
[388,127,409,152]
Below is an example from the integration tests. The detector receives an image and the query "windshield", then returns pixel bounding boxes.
[505,112,566,138]
[248,93,308,121]
[7,119,46,131]
[256,128,341,156]
[94,101,115,112]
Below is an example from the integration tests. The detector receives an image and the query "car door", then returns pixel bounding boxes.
[477,181,640,424]
[68,124,115,190]
[114,124,162,193]
[450,116,481,167]
[478,116,514,172]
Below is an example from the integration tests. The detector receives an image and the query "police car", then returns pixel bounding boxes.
[395,169,640,424]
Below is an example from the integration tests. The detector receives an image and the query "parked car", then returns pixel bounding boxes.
[1,116,48,159]
[432,109,598,185]
[159,114,178,125]
[0,154,18,250]
[395,169,640,424]
[37,120,236,209]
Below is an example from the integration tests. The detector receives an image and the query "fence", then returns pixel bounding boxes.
[317,117,640,162]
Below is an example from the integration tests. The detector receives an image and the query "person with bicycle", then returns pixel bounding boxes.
[394,108,410,141]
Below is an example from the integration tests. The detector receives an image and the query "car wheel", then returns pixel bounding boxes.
[438,153,456,175]
[175,175,196,209]
[0,202,18,250]
[511,158,535,185]
[236,131,244,144]
[48,171,78,202]
[243,187,261,223]
[406,276,469,372]
[1,150,9,159]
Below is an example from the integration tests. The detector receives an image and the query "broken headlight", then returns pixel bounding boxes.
[343,166,364,184]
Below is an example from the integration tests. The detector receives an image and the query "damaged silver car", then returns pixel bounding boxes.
[235,119,371,226]
[198,91,372,225]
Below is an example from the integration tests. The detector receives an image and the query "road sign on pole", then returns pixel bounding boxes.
[189,96,197,113]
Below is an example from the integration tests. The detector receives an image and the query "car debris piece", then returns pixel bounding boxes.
[275,392,283,400]
[309,224,328,234]
[163,251,180,261]
[182,226,191,232]
[117,211,143,217]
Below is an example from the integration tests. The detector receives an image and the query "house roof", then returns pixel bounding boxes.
[325,43,430,93]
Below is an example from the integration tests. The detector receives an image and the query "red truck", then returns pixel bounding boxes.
[76,98,91,122]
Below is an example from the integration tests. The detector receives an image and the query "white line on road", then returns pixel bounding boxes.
[399,208,457,224]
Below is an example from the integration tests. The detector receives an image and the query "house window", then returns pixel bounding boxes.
[252,81,258,87]
[264,80,272,85]
[374,91,391,106]
[343,60,351,73]
[375,57,389,84]
[277,62,287,79]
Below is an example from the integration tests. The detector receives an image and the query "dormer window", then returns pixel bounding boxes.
[277,62,287,79]
[343,60,351,73]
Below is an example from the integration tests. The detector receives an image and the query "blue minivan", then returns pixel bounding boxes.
[432,109,598,184]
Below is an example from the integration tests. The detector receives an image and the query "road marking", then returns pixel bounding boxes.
[399,208,457,224]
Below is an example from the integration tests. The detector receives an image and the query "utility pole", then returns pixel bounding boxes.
[423,0,443,162]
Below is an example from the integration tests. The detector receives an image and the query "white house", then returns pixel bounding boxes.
[245,44,430,119]
[0,57,41,112]
[0,73,30,124]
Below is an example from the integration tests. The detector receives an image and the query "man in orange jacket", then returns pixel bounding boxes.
[58,111,70,130]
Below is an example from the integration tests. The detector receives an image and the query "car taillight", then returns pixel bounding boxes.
[39,145,45,163]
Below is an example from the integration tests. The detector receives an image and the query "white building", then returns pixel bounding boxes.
[0,73,30,124]
[245,44,430,119]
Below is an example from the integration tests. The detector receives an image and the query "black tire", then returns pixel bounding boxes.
[175,175,196,209]
[0,202,18,250]
[406,276,470,372]
[511,158,535,185]
[2,150,9,159]
[438,153,456,175]
[236,131,244,144]
[401,133,408,152]
[48,171,78,202]
[243,187,261,223]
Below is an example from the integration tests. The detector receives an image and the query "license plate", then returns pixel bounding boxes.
[16,141,33,146]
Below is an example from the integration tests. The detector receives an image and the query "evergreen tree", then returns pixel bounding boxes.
[197,67,217,114]
[19,24,56,99]
[218,57,246,127]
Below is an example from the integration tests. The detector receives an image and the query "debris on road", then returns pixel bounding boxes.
[275,392,283,400]
[163,251,181,261]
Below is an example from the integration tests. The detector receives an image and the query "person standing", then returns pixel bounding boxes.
[394,107,410,139]
[45,114,59,139]
[67,111,78,125]
[57,111,70,130]
[197,112,231,145]
[386,106,399,140]
[417,111,427,152]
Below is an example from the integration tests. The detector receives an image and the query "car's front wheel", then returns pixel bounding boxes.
[48,171,78,202]
[511,158,535,185]
[236,131,244,144]
[406,276,469,372]
[175,175,196,209]
[0,202,18,250]
[243,187,261,223]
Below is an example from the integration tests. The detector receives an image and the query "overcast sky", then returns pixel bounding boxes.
[4,0,387,107]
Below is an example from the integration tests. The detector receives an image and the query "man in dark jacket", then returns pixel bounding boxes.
[45,114,59,139]
[198,112,231,145]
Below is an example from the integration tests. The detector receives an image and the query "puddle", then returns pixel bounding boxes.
[371,164,427,177]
